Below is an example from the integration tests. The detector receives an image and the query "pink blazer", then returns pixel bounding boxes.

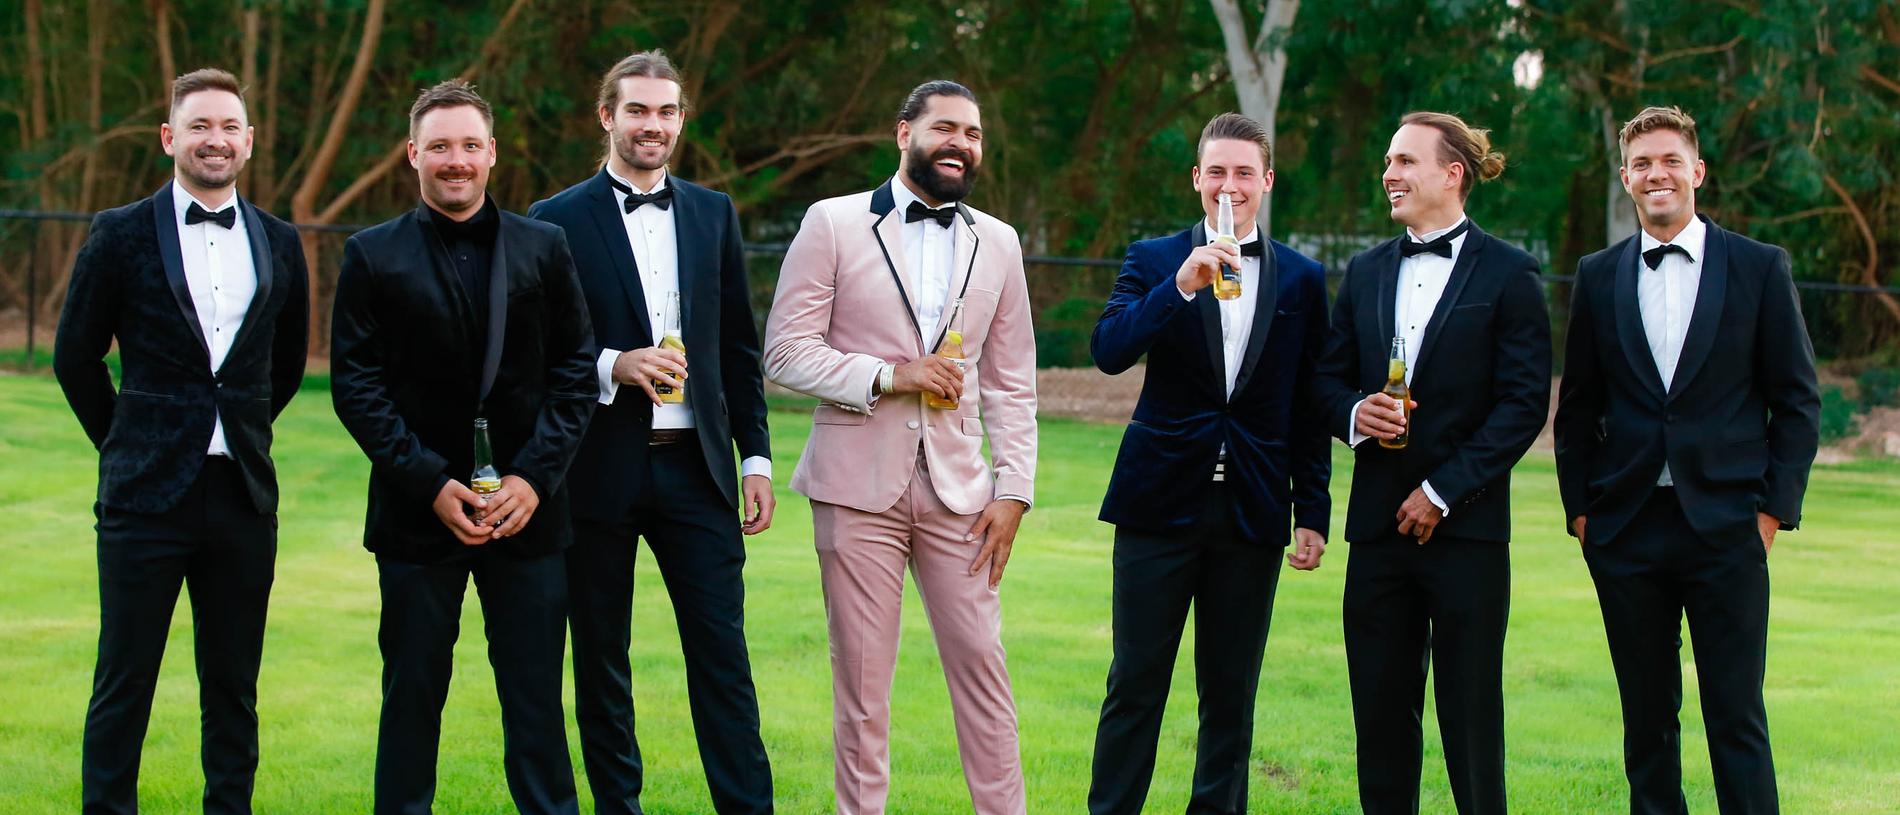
[763,181,1037,516]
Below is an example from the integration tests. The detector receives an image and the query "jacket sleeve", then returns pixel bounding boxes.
[761,202,887,409]
[269,224,311,419]
[1756,247,1820,529]
[1089,243,1194,375]
[1310,259,1365,441]
[977,224,1038,505]
[1553,263,1605,533]
[718,195,772,462]
[1424,260,1553,507]
[506,233,599,499]
[329,235,454,501]
[54,214,126,449]
[1291,265,1334,536]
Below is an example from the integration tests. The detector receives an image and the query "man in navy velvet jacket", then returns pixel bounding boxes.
[1084,112,1331,815]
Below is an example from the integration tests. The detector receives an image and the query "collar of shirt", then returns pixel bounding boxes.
[426,195,499,246]
[1638,214,1706,264]
[1201,218,1260,247]
[608,166,671,199]
[172,184,242,231]
[890,174,956,226]
[1403,214,1469,260]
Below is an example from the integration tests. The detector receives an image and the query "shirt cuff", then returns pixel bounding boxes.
[741,456,772,480]
[1177,284,1197,302]
[1347,397,1370,448]
[996,493,1033,511]
[1422,480,1450,517]
[596,348,622,406]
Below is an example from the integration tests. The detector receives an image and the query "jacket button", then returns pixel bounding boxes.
[906,420,920,430]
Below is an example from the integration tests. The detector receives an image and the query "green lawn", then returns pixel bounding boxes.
[3,372,1897,813]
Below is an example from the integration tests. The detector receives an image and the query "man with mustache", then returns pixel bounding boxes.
[1311,112,1551,814]
[56,67,309,815]
[1556,106,1819,815]
[330,80,595,815]
[528,50,776,815]
[763,79,1037,815]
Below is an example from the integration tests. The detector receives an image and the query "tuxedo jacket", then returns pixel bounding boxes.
[1089,224,1331,545]
[54,182,309,515]
[330,203,596,563]
[527,171,770,520]
[1312,222,1551,544]
[1554,215,1820,546]
[763,180,1037,515]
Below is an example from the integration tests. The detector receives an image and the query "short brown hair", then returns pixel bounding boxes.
[170,68,245,118]
[409,79,493,141]
[1618,105,1699,161]
[596,49,688,115]
[1197,112,1273,169]
[1399,111,1505,199]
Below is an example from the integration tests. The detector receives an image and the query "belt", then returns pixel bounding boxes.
[649,428,694,446]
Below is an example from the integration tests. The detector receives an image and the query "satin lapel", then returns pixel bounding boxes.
[1231,224,1280,398]
[587,173,652,346]
[1667,217,1727,402]
[670,181,699,337]
[1412,224,1486,378]
[1373,240,1399,364]
[1613,237,1667,401]
[868,181,925,354]
[1188,222,1225,386]
[478,219,509,404]
[412,205,473,354]
[151,182,211,358]
[929,205,980,352]
[226,195,277,357]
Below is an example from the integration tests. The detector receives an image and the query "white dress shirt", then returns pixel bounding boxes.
[596,169,769,479]
[1177,221,1263,399]
[1637,216,1707,486]
[171,184,257,458]
[889,174,959,345]
[1347,216,1470,515]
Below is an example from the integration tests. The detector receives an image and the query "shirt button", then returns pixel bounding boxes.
[906,420,920,430]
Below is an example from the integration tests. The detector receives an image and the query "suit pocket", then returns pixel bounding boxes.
[119,388,175,400]
[961,417,983,436]
[1452,302,1493,311]
[813,403,868,426]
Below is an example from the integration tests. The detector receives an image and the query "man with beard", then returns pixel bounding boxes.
[528,50,776,815]
[1556,106,1819,815]
[330,80,594,815]
[56,67,309,815]
[1311,112,1551,814]
[1086,112,1332,815]
[763,79,1037,815]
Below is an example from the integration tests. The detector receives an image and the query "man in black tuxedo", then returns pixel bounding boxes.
[1555,106,1819,815]
[54,68,309,815]
[1312,112,1551,815]
[1086,112,1331,815]
[330,80,595,815]
[527,50,775,815]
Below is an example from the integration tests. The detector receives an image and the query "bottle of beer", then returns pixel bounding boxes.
[924,298,967,411]
[655,291,686,404]
[471,417,502,512]
[1211,192,1243,301]
[1379,336,1411,450]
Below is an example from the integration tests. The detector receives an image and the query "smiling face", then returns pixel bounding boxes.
[1620,128,1705,237]
[897,94,983,205]
[1192,138,1273,235]
[1382,123,1463,232]
[408,105,496,220]
[160,89,253,202]
[600,75,683,177]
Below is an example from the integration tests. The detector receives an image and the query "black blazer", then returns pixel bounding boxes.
[1090,224,1331,545]
[1554,215,1820,546]
[1312,222,1551,544]
[330,202,596,563]
[54,182,309,515]
[527,172,770,520]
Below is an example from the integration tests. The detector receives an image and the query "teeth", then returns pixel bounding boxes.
[939,159,963,169]
[1646,189,1672,196]
[1388,190,1407,201]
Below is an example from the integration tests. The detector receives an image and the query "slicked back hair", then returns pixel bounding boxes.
[896,80,978,131]
[1399,111,1506,200]
[1197,112,1273,169]
[1618,105,1700,162]
[408,79,493,142]
[596,49,689,115]
[170,68,245,119]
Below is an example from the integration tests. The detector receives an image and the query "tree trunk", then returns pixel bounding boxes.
[1209,0,1298,237]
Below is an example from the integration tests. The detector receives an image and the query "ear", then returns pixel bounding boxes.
[159,122,176,157]
[1191,164,1203,190]
[242,125,256,159]
[1261,167,1276,194]
[896,119,913,152]
[1690,158,1706,189]
[485,137,499,166]
[406,140,420,169]
[598,105,614,132]
[1618,163,1633,193]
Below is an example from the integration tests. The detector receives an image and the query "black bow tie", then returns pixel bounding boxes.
[1399,220,1471,259]
[906,200,958,229]
[1642,243,1689,270]
[609,179,673,213]
[186,202,236,229]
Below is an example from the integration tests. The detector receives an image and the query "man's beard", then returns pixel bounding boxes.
[904,142,978,203]
[614,129,674,171]
[180,148,242,191]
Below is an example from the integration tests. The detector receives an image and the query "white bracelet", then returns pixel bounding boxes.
[878,363,895,394]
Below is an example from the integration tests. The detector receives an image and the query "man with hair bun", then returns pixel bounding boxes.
[1312,111,1552,814]
[1556,105,1818,815]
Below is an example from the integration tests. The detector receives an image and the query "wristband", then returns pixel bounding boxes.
[878,363,895,395]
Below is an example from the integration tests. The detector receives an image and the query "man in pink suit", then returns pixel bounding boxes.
[763,79,1037,815]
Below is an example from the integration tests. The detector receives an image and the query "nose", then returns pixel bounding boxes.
[1381,161,1400,184]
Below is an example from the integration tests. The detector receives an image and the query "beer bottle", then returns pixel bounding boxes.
[1211,192,1243,301]
[655,291,686,404]
[1379,336,1411,450]
[471,417,502,515]
[924,298,967,411]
